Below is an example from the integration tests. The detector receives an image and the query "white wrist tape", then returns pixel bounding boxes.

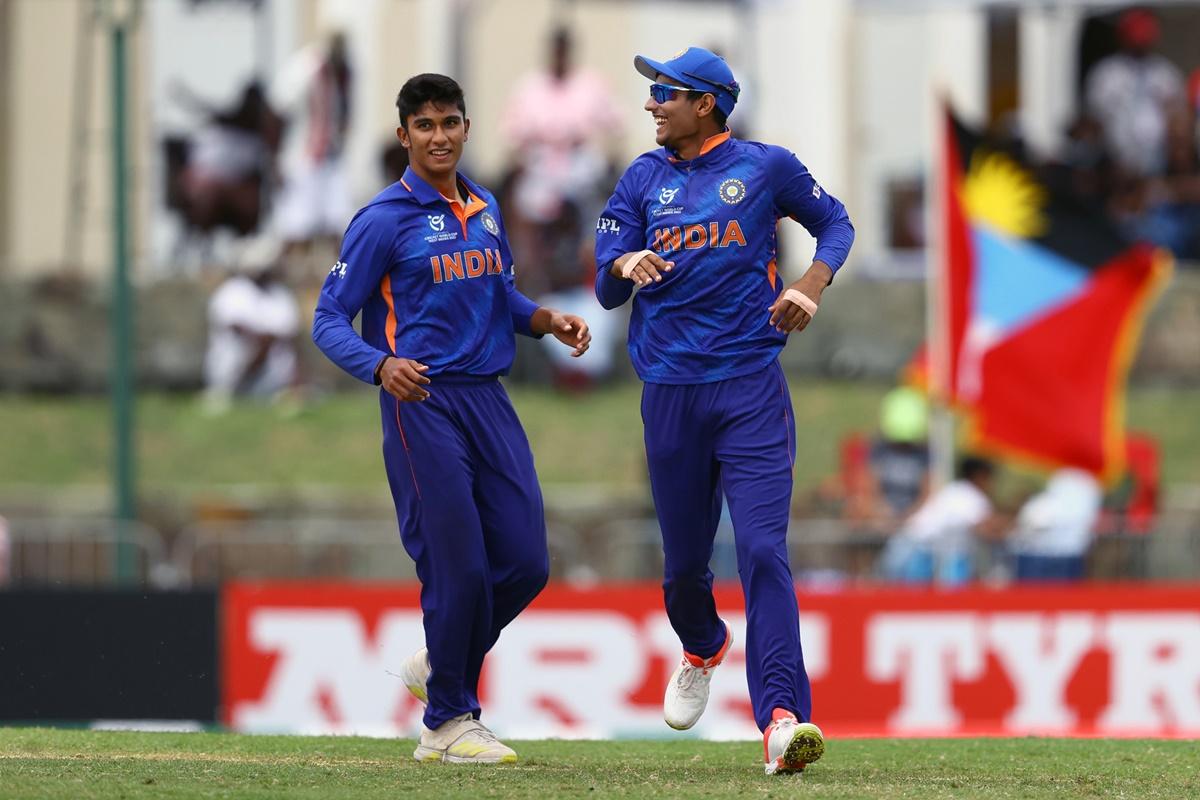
[620,249,657,279]
[782,288,818,317]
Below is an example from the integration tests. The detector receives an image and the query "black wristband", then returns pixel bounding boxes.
[373,355,391,386]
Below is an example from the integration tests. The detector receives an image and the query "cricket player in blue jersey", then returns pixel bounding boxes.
[595,48,854,775]
[313,73,591,764]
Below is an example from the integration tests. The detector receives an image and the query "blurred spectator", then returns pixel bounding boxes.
[1085,8,1184,179]
[1099,433,1161,536]
[1008,468,1102,581]
[878,456,1001,585]
[1190,67,1200,127]
[501,27,625,386]
[0,515,10,586]
[845,386,931,526]
[1045,114,1115,207]
[501,26,624,294]
[166,80,284,249]
[534,203,621,389]
[381,139,411,186]
[273,32,355,258]
[203,238,301,414]
[1109,105,1200,259]
[1144,108,1200,258]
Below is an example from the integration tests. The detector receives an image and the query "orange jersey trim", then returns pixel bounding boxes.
[443,188,489,237]
[380,274,398,354]
[698,129,731,156]
[667,129,732,163]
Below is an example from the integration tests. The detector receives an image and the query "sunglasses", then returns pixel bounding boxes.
[649,83,700,104]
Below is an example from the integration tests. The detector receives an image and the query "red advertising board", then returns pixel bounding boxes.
[223,582,1200,738]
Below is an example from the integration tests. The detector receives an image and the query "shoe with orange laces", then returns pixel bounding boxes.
[663,621,733,730]
[763,709,824,775]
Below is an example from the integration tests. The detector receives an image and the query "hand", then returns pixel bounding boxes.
[768,261,833,334]
[612,250,674,287]
[546,311,591,358]
[379,357,431,402]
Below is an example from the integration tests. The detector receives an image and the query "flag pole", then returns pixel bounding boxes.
[926,97,955,489]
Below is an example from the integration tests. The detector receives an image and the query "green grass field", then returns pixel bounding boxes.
[3,382,1199,498]
[0,729,1196,799]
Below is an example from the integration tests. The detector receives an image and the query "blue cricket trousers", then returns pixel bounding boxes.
[379,377,549,730]
[642,360,812,731]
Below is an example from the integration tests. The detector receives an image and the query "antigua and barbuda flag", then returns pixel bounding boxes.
[933,109,1172,482]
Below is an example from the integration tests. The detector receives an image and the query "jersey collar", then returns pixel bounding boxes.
[399,166,489,232]
[666,128,732,163]
[399,165,489,210]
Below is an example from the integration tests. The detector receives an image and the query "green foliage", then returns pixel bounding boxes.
[0,728,1196,799]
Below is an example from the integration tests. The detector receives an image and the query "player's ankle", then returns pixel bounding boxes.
[771,707,798,724]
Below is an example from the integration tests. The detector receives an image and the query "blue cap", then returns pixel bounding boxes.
[634,46,740,118]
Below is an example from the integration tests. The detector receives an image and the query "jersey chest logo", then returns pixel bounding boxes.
[653,185,685,218]
[423,214,459,244]
[430,248,505,284]
[718,178,747,204]
[651,220,747,253]
[481,212,500,236]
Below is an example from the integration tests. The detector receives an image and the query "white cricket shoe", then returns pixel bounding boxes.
[763,711,824,775]
[412,713,518,764]
[399,647,430,705]
[663,623,733,730]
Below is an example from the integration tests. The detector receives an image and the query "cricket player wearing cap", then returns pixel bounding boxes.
[594,47,854,774]
[313,73,591,764]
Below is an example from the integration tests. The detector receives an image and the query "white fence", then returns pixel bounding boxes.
[2,508,1198,588]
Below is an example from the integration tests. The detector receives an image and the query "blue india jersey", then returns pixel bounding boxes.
[595,132,854,384]
[313,166,540,383]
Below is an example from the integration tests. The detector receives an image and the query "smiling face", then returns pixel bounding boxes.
[397,101,469,186]
[645,74,719,157]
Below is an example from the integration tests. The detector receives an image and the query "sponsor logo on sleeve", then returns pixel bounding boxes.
[330,261,348,279]
[596,217,622,235]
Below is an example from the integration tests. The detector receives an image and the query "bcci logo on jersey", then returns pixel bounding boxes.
[481,212,500,236]
[718,178,747,205]
[428,214,446,232]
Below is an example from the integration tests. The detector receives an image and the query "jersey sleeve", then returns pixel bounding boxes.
[767,147,855,276]
[311,208,398,384]
[593,164,648,309]
[495,208,542,338]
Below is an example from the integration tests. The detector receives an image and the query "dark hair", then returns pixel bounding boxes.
[396,73,466,128]
[957,456,995,483]
[687,90,728,128]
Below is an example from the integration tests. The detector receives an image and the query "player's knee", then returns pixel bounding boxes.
[737,537,786,573]
[663,551,715,583]
[514,552,550,595]
[457,561,490,593]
